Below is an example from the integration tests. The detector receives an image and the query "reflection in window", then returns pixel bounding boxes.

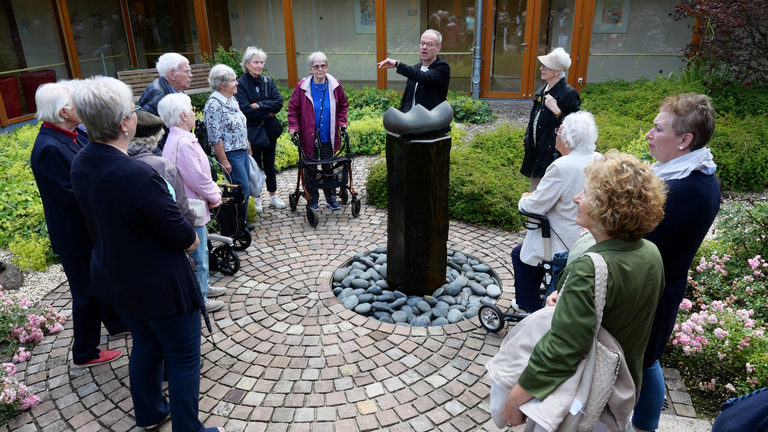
[0,0,69,119]
[66,0,131,79]
[127,0,200,68]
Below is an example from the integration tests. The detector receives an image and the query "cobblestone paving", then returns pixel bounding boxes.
[6,155,527,432]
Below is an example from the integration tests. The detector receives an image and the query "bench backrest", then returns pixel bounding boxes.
[117,63,212,100]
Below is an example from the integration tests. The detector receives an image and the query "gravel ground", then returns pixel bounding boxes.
[3,101,765,304]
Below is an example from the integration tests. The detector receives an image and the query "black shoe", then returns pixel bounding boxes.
[246,224,255,231]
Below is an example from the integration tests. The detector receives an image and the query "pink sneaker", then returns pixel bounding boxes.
[73,350,122,368]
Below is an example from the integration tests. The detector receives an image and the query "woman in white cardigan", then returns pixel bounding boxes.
[511,111,602,313]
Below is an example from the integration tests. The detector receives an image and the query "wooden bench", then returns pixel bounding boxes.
[117,63,212,101]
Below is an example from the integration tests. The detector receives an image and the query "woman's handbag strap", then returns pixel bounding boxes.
[584,252,608,335]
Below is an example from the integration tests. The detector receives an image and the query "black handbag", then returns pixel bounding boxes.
[264,116,284,141]
[248,123,270,150]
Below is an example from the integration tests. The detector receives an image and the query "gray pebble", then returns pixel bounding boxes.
[472,264,491,272]
[375,280,389,289]
[416,301,431,313]
[372,302,390,311]
[432,308,448,318]
[406,297,421,307]
[367,286,383,295]
[342,275,355,288]
[355,303,372,314]
[423,296,438,307]
[358,294,374,304]
[391,298,406,309]
[333,287,343,295]
[468,258,480,265]
[465,271,475,280]
[375,255,387,264]
[358,271,372,280]
[449,304,466,311]
[461,263,473,273]
[412,315,431,326]
[393,291,406,299]
[377,294,395,303]
[373,311,391,319]
[486,284,502,298]
[481,278,495,287]
[379,317,395,324]
[439,295,456,306]
[445,282,461,296]
[351,279,369,289]
[349,268,364,276]
[474,273,491,281]
[369,270,381,281]
[351,288,365,296]
[351,262,367,271]
[360,257,375,268]
[392,311,408,323]
[436,301,449,310]
[432,317,449,326]
[432,287,444,298]
[465,307,480,319]
[447,309,462,323]
[343,296,359,309]
[481,296,495,306]
[374,247,387,254]
[447,261,462,272]
[334,268,349,282]
[379,264,387,279]
[447,249,454,256]
[469,282,486,296]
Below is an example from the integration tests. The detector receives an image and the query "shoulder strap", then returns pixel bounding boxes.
[584,252,608,334]
[172,136,183,164]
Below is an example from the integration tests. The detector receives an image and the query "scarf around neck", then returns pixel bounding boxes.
[652,147,717,180]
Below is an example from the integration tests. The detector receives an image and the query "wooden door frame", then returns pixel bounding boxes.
[569,0,595,90]
[480,0,542,98]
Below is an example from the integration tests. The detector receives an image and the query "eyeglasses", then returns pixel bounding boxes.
[419,41,436,48]
[555,126,563,135]
[175,68,193,75]
[190,106,196,114]
[541,65,550,71]
[311,64,328,70]
[130,106,141,115]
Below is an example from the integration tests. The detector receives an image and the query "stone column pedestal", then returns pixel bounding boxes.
[386,132,451,297]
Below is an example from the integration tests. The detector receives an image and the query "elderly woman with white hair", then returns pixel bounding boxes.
[204,64,252,229]
[235,46,285,212]
[161,93,225,313]
[30,81,127,369]
[69,76,224,432]
[288,51,349,210]
[520,47,581,192]
[512,110,602,313]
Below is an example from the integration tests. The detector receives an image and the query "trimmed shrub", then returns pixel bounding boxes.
[348,116,387,155]
[274,134,299,172]
[365,157,388,209]
[448,92,495,124]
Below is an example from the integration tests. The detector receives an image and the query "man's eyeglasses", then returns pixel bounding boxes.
[175,68,193,75]
[131,106,141,114]
[420,41,436,48]
[312,64,328,70]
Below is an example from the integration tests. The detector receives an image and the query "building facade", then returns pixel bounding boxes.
[0,0,691,127]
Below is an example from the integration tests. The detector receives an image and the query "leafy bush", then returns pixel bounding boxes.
[448,92,495,124]
[190,92,212,112]
[345,86,400,114]
[202,44,244,77]
[348,116,387,155]
[274,134,299,172]
[9,235,53,272]
[365,157,388,209]
[711,203,768,266]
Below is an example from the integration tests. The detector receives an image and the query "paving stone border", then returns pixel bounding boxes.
[4,151,702,430]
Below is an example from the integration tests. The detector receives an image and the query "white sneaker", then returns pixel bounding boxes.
[207,286,226,298]
[205,299,224,312]
[254,198,263,213]
[270,195,285,209]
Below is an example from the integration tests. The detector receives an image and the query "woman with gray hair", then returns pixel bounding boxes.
[69,76,224,432]
[204,63,252,230]
[520,47,581,192]
[235,46,285,212]
[288,51,349,210]
[512,110,602,313]
[161,93,226,313]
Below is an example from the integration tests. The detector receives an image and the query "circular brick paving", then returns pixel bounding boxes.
[5,156,524,432]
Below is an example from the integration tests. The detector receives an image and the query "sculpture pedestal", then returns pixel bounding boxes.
[386,132,451,297]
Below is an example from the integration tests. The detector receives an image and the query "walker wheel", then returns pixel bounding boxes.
[213,246,240,276]
[232,229,252,251]
[478,304,505,333]
[289,192,298,212]
[350,198,361,218]
[307,205,319,228]
[340,188,349,204]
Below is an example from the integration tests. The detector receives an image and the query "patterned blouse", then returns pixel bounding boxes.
[203,91,249,153]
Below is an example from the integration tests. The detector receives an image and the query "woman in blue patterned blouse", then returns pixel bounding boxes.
[204,64,252,222]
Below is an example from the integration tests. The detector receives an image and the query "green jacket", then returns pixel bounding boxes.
[518,238,665,400]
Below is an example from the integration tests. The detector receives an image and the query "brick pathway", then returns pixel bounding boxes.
[5,156,526,432]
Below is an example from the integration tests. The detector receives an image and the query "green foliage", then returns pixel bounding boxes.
[708,114,768,191]
[0,124,53,268]
[447,92,495,124]
[348,116,387,155]
[246,198,257,222]
[713,203,768,262]
[190,92,212,112]
[274,134,299,172]
[344,86,401,114]
[9,235,53,272]
[202,44,244,76]
[365,157,388,209]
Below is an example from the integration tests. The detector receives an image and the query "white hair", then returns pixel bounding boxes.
[156,53,189,78]
[423,29,442,46]
[208,64,237,91]
[241,47,268,73]
[306,52,329,69]
[549,47,571,78]
[129,130,165,152]
[158,93,193,129]
[560,111,598,152]
[73,76,134,143]
[35,82,73,123]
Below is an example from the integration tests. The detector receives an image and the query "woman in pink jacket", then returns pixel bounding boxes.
[288,52,349,210]
[159,93,226,312]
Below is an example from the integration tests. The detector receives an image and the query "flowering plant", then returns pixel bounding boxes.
[0,285,66,358]
[0,362,40,423]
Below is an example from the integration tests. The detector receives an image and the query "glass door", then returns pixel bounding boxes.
[532,0,577,90]
[481,0,540,98]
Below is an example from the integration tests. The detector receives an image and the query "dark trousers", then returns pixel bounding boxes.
[59,257,126,364]
[510,244,543,313]
[120,308,209,432]
[252,140,277,193]
[304,141,336,204]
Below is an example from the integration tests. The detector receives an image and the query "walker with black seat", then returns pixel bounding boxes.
[287,126,361,227]
[478,209,555,333]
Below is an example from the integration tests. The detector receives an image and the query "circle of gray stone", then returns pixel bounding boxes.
[332,248,503,326]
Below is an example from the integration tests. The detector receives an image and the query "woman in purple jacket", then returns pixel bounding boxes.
[288,52,349,210]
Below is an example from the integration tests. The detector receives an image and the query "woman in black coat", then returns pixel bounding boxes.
[235,46,285,212]
[520,47,581,192]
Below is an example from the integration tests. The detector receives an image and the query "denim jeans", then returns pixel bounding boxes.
[190,226,209,301]
[226,148,250,211]
[511,244,543,313]
[119,308,209,432]
[632,360,665,431]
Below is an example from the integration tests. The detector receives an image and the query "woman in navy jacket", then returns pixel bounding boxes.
[235,46,285,212]
[70,76,223,432]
